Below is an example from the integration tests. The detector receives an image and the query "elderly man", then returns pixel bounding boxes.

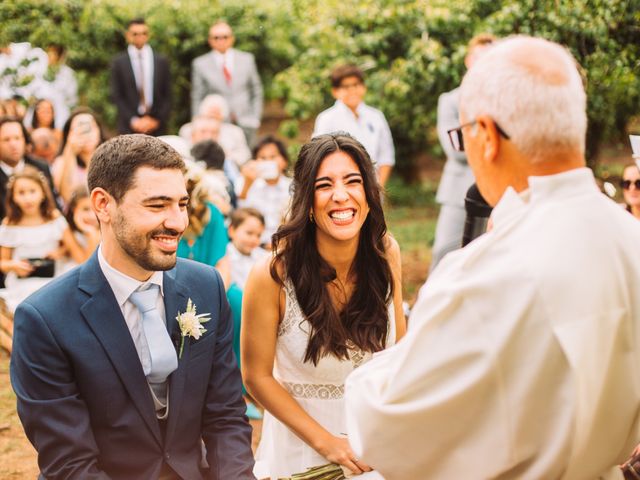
[345,36,640,479]
[180,94,251,168]
[191,21,263,146]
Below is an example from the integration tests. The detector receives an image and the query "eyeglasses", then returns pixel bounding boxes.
[338,81,364,90]
[209,35,231,40]
[447,120,510,152]
[621,179,640,190]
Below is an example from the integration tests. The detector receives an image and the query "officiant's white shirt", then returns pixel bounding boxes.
[345,168,640,480]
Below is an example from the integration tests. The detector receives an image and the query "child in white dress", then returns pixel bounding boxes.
[0,168,84,311]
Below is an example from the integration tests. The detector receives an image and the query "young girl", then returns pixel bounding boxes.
[226,207,269,421]
[60,186,100,271]
[0,168,84,310]
[227,207,269,290]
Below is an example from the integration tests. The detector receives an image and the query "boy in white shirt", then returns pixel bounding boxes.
[313,64,395,187]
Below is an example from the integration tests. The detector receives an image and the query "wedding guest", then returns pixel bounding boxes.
[236,135,292,248]
[313,64,395,188]
[344,36,640,479]
[242,133,405,478]
[179,94,252,168]
[30,127,60,166]
[225,207,268,421]
[52,108,105,205]
[190,139,233,214]
[28,98,63,142]
[63,186,100,264]
[190,115,240,184]
[621,162,640,219]
[227,208,268,291]
[110,18,171,136]
[0,116,55,221]
[11,134,255,479]
[0,168,83,311]
[191,21,263,146]
[177,162,230,288]
[431,33,495,271]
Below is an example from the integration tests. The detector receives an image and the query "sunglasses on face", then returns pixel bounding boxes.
[621,179,640,190]
[447,119,511,152]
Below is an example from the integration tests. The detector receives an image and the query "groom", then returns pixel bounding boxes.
[10,135,255,479]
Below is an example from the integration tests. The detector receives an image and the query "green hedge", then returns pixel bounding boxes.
[2,0,639,172]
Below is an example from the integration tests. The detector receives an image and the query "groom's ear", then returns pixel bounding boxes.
[90,187,114,225]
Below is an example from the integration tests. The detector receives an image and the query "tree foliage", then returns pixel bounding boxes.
[1,0,639,171]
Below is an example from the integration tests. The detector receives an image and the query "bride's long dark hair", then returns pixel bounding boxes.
[270,133,393,365]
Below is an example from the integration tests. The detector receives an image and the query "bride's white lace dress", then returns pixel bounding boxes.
[254,280,395,479]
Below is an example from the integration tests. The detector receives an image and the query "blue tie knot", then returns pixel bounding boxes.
[129,284,160,313]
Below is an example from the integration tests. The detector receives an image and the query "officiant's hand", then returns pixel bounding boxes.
[318,435,372,475]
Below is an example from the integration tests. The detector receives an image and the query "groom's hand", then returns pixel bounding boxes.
[318,435,372,475]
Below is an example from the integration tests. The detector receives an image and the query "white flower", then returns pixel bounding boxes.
[176,299,211,357]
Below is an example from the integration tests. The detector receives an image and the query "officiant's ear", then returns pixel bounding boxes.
[90,187,113,224]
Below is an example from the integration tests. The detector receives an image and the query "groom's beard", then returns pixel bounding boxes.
[113,212,182,272]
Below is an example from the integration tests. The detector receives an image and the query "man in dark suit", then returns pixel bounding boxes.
[191,21,263,146]
[110,18,171,136]
[0,116,55,221]
[11,134,255,479]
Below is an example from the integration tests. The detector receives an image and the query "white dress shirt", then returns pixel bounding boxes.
[0,158,25,177]
[313,100,395,167]
[127,44,154,112]
[345,168,640,479]
[213,50,234,76]
[97,247,166,378]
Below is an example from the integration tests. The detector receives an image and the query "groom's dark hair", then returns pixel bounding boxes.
[88,134,185,202]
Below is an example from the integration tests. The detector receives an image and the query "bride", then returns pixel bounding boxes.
[242,133,405,478]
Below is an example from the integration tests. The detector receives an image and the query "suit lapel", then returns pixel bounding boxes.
[123,54,140,101]
[78,253,162,445]
[163,268,190,443]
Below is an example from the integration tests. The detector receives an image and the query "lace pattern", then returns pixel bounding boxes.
[282,381,344,399]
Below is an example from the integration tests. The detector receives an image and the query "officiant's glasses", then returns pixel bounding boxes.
[447,120,510,152]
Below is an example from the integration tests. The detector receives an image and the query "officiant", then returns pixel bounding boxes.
[344,35,640,479]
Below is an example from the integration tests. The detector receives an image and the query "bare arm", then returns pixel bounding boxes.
[385,235,406,340]
[60,227,94,264]
[241,259,370,474]
[377,165,393,189]
[0,245,33,277]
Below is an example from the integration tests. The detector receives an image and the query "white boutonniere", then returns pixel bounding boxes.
[175,298,211,358]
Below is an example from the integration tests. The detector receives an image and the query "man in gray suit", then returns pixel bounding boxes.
[191,21,263,147]
[430,34,495,272]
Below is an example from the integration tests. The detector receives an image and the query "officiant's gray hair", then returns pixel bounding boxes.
[459,35,587,163]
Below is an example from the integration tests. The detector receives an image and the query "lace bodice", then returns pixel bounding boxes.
[273,280,396,400]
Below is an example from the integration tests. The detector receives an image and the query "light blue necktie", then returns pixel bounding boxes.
[129,285,178,383]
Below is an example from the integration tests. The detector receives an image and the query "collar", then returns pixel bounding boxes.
[335,99,364,118]
[127,44,152,58]
[491,167,597,229]
[0,158,25,177]
[97,245,164,308]
[212,49,233,61]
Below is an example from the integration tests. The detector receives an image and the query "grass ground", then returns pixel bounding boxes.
[0,182,437,477]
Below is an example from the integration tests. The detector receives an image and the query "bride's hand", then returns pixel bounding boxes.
[317,435,372,475]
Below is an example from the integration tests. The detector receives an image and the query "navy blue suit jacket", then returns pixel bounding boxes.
[10,253,255,479]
